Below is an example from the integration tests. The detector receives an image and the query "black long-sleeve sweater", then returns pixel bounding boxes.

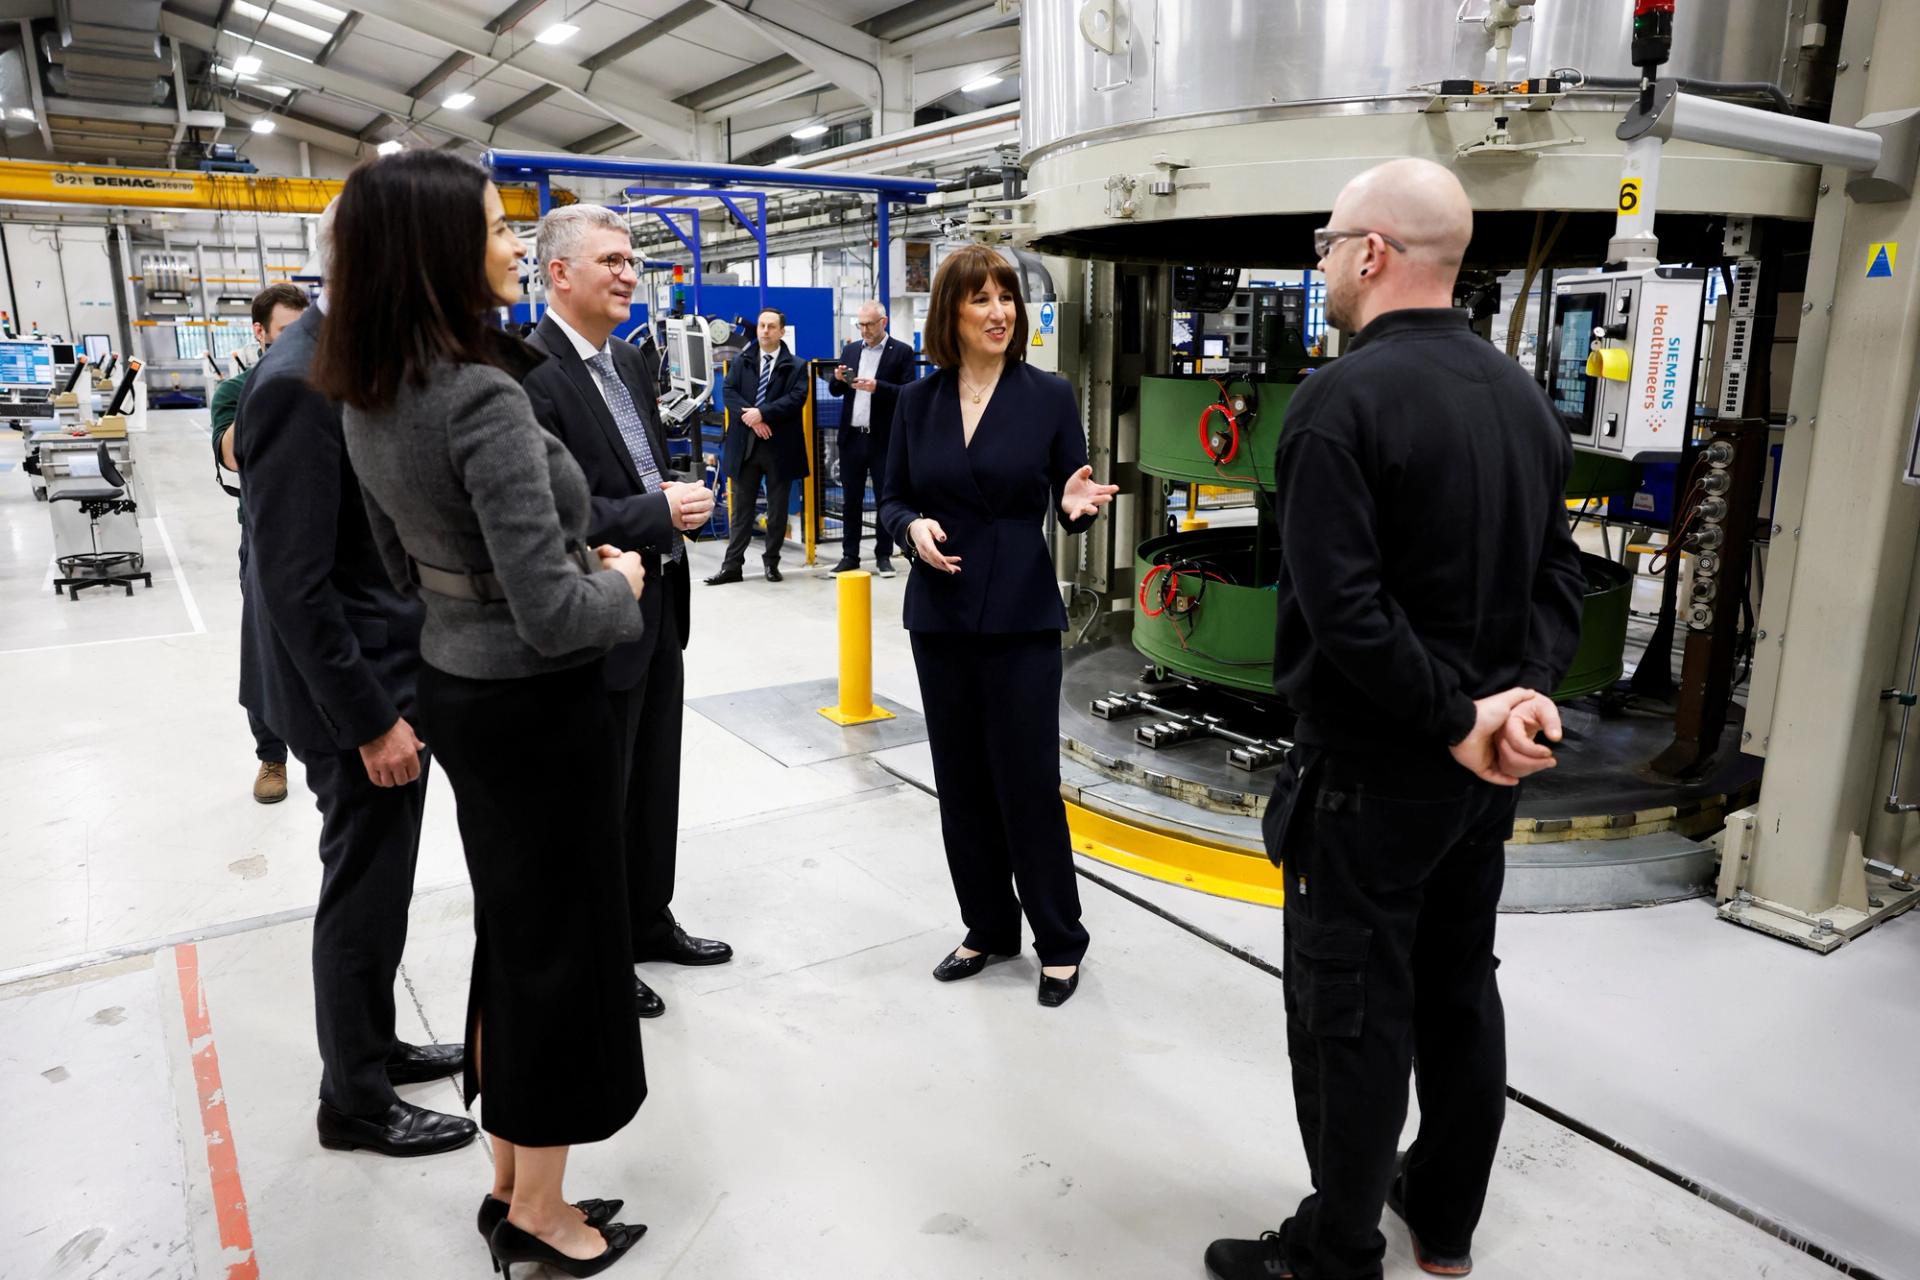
[1271,308,1585,754]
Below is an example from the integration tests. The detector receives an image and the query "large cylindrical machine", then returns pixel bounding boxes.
[1019,0,1831,911]
[1020,0,1823,264]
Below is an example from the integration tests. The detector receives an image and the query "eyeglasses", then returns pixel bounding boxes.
[1312,228,1409,260]
[577,253,641,277]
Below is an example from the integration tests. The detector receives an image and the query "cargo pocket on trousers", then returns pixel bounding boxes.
[1287,916,1372,1039]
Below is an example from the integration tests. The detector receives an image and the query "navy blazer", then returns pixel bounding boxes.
[826,335,916,441]
[522,315,691,692]
[879,361,1096,633]
[235,306,424,752]
[720,342,810,480]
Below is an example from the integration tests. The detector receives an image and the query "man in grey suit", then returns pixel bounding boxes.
[232,211,475,1157]
[522,204,735,1021]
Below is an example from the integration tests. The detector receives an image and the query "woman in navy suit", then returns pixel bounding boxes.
[879,245,1118,1008]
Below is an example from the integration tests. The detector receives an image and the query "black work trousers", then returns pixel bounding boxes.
[610,603,685,953]
[1266,746,1516,1280]
[911,630,1088,966]
[236,530,286,764]
[292,743,431,1117]
[838,427,893,562]
[721,448,791,572]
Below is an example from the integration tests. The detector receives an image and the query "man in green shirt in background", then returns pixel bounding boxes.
[212,282,309,803]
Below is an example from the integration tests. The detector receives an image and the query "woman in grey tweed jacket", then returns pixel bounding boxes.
[315,151,650,1280]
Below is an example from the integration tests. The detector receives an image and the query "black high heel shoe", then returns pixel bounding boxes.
[931,948,1014,982]
[477,1196,624,1268]
[488,1218,647,1279]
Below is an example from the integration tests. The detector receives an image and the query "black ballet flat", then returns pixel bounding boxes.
[932,948,1014,982]
[488,1218,647,1279]
[1038,968,1080,1007]
[478,1196,624,1265]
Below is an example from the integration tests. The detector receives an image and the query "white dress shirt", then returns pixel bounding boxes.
[850,338,886,429]
[547,308,616,414]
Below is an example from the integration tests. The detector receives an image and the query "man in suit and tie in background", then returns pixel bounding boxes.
[826,301,916,578]
[709,307,808,585]
[522,204,735,1020]
[234,206,475,1158]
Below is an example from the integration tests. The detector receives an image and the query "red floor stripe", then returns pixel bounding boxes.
[175,943,261,1280]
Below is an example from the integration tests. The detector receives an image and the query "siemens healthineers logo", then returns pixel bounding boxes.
[1640,302,1683,416]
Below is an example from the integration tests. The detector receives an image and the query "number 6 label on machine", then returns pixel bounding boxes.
[1618,178,1643,214]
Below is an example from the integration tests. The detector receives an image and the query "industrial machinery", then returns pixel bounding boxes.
[657,314,726,430]
[1000,0,1920,921]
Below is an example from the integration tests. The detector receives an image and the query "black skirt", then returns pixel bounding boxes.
[417,659,644,1147]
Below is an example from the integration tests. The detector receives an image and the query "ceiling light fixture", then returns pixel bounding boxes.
[251,117,276,134]
[535,23,578,44]
[377,139,403,155]
[961,75,1002,93]
[234,55,263,74]
[443,91,475,110]
[790,123,828,140]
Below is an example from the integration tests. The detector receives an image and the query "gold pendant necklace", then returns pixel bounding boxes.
[960,373,997,405]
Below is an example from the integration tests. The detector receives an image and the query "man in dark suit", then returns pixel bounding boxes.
[710,307,809,584]
[522,204,735,1020]
[232,218,474,1158]
[826,301,915,578]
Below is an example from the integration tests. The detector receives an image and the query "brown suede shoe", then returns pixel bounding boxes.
[253,761,288,804]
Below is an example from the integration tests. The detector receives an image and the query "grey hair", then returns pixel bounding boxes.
[535,203,631,287]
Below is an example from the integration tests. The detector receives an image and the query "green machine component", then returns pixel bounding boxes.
[1139,375,1297,488]
[1132,530,1631,703]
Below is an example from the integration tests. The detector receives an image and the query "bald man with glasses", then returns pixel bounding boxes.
[1205,159,1584,1280]
[826,301,916,577]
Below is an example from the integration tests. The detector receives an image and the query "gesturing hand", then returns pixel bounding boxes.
[908,518,961,574]
[359,716,424,788]
[1448,688,1542,787]
[1060,465,1120,521]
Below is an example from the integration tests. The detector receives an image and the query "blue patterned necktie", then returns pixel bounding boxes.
[586,348,683,563]
[758,351,774,404]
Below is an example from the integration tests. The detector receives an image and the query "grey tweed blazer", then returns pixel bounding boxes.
[343,359,643,681]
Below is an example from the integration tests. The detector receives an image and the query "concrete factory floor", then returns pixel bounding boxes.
[1,410,1910,1279]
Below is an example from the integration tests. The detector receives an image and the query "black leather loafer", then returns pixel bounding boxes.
[1389,1154,1474,1275]
[931,948,1013,982]
[317,1099,477,1157]
[704,568,743,586]
[1204,1232,1295,1279]
[387,1040,465,1085]
[636,926,733,967]
[633,976,665,1019]
[764,564,783,582]
[1037,969,1080,1007]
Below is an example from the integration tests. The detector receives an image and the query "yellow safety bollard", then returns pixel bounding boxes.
[1179,484,1209,532]
[819,570,896,726]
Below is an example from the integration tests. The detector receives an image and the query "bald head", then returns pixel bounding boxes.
[1320,159,1474,333]
[1331,158,1473,278]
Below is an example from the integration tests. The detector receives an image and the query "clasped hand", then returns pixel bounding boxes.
[1448,688,1564,787]
[741,407,771,439]
[661,480,714,531]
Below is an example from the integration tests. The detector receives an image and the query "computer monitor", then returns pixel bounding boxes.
[0,339,56,390]
[49,342,76,366]
[83,334,113,362]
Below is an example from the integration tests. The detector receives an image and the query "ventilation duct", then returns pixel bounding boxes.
[43,0,170,107]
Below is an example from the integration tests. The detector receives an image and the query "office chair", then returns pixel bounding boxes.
[51,441,153,600]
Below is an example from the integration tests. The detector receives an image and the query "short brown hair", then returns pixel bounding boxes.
[250,282,308,330]
[922,243,1028,370]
